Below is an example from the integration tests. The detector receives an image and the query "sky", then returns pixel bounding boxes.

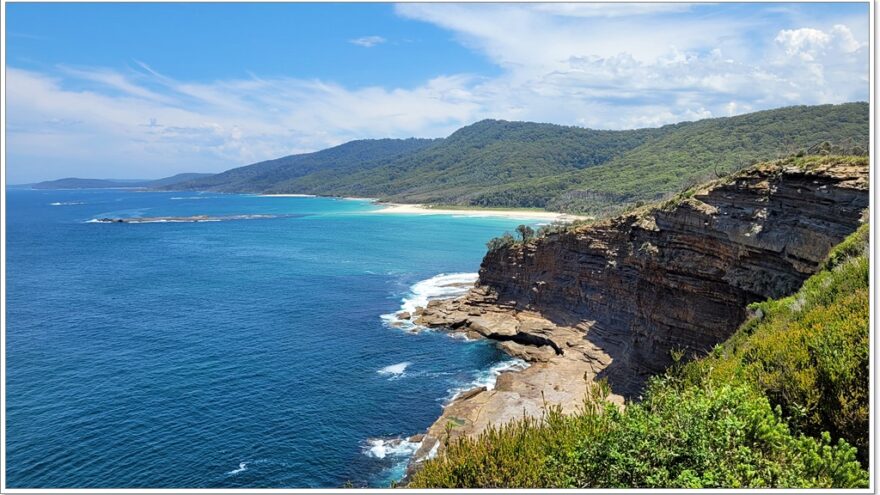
[5,2,870,183]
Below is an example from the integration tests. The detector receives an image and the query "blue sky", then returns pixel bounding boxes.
[6,2,870,182]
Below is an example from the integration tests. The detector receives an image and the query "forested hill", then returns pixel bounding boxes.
[280,120,665,201]
[168,103,868,214]
[167,138,439,193]
[31,173,213,190]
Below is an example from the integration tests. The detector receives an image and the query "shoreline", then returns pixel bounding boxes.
[114,190,587,222]
[372,203,590,222]
[398,286,624,481]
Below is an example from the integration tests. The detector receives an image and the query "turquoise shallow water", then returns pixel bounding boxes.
[5,188,542,488]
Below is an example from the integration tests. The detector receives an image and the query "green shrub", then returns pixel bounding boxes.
[486,232,516,251]
[410,382,867,488]
[682,223,870,461]
[409,225,870,488]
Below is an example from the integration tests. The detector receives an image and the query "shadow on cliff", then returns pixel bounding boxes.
[526,307,706,400]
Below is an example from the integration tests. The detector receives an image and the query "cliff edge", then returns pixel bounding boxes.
[406,155,868,470]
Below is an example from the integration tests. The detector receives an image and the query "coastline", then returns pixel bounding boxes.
[178,192,587,222]
[372,203,590,222]
[398,285,625,480]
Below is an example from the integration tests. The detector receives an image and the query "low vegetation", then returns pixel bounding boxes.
[410,224,870,488]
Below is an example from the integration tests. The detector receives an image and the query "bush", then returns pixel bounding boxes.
[486,232,516,251]
[409,381,867,488]
[515,224,535,242]
[409,225,870,488]
[682,223,870,462]
[537,221,571,237]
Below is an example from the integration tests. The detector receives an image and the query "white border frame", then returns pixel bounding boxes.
[0,1,875,493]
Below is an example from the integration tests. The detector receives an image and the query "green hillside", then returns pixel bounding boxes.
[279,120,665,204]
[461,103,868,214]
[168,138,438,192]
[141,173,216,188]
[533,103,869,214]
[31,173,214,190]
[169,103,868,216]
[408,223,870,489]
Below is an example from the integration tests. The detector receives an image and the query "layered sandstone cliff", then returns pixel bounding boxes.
[405,156,868,471]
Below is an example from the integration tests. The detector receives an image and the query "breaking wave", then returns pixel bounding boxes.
[377,362,412,378]
[447,358,529,401]
[381,273,477,331]
[362,437,421,460]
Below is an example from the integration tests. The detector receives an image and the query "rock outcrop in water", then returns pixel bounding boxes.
[405,156,869,472]
[90,214,284,223]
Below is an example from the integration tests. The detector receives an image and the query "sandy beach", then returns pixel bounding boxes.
[373,203,590,222]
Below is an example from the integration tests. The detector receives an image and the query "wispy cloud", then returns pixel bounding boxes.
[5,66,478,181]
[5,4,869,182]
[349,35,386,48]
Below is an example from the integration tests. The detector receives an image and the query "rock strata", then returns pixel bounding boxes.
[476,158,868,395]
[404,157,868,476]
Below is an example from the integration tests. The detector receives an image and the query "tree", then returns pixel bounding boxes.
[516,224,535,242]
[487,232,516,251]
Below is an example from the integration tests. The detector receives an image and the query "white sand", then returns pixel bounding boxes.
[372,203,590,222]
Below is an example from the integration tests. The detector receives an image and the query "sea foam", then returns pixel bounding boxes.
[377,361,412,377]
[447,358,529,402]
[381,273,477,332]
[362,437,421,460]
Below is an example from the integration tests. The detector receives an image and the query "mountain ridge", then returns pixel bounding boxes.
[168,102,869,215]
[30,173,214,190]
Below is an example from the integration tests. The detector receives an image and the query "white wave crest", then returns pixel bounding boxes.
[381,273,477,331]
[425,441,440,460]
[362,437,421,460]
[473,358,529,390]
[227,462,247,475]
[447,358,529,402]
[378,361,412,377]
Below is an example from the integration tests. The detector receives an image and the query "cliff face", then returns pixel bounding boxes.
[403,157,868,473]
[477,157,868,395]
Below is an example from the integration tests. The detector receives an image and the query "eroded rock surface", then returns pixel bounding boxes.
[406,288,626,473]
[405,157,869,475]
[475,159,868,397]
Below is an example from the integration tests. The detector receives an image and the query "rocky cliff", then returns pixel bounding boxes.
[405,156,868,471]
[474,156,868,394]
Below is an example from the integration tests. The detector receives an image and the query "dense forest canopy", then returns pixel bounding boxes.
[169,103,869,215]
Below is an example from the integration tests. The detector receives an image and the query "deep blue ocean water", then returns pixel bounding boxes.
[5,188,543,488]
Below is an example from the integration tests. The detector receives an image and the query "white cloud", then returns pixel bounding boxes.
[5,4,869,182]
[350,35,386,48]
[5,66,480,181]
[532,3,693,18]
[394,3,756,69]
[774,25,862,61]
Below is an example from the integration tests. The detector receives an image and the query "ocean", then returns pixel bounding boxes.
[5,188,541,488]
